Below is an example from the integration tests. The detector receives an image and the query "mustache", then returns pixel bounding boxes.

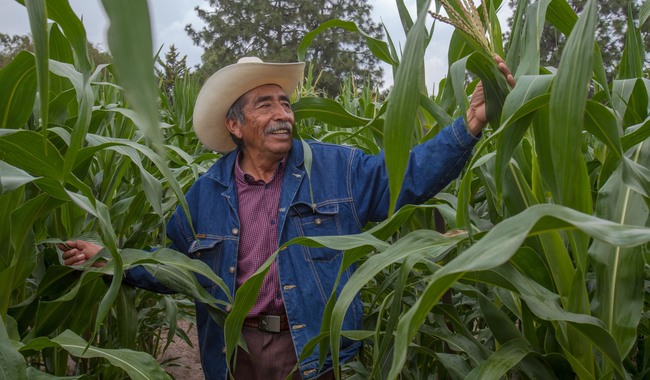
[265,121,293,134]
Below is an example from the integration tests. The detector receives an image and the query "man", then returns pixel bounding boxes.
[61,56,515,379]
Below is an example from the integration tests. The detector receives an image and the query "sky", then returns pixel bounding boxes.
[0,0,512,90]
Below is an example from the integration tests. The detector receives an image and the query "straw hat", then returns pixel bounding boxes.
[193,57,305,153]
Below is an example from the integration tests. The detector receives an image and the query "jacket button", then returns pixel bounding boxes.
[228,266,236,274]
[232,228,239,236]
[304,369,316,376]
[221,346,227,354]
[293,324,306,330]
[225,304,232,312]
[196,252,202,258]
[314,218,322,226]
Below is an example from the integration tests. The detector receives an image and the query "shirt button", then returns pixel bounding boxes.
[314,218,322,226]
[225,304,232,312]
[232,228,239,236]
[228,266,236,274]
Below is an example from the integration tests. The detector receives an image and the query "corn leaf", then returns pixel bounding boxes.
[20,330,170,380]
[384,0,431,215]
[100,0,163,153]
[293,97,372,127]
[617,2,644,80]
[514,0,551,77]
[0,52,37,130]
[590,139,649,362]
[298,19,395,66]
[0,317,26,380]
[547,0,596,208]
[390,203,650,379]
[25,0,49,141]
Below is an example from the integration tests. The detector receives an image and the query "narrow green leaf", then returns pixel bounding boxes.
[297,19,396,66]
[384,1,431,215]
[0,162,38,194]
[514,0,551,77]
[617,2,644,80]
[641,0,650,26]
[83,132,196,239]
[20,330,170,380]
[547,0,596,208]
[396,0,414,35]
[390,204,650,379]
[224,251,278,375]
[495,75,553,192]
[612,79,648,127]
[120,249,231,304]
[101,0,163,153]
[545,0,578,36]
[419,93,454,130]
[584,100,622,157]
[465,338,535,380]
[25,0,49,140]
[591,139,649,361]
[0,52,37,129]
[293,97,372,128]
[16,0,92,74]
[0,130,64,180]
[0,315,27,380]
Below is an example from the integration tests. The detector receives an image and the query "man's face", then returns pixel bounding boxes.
[228,84,295,159]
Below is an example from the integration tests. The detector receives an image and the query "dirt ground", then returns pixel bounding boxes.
[158,319,205,380]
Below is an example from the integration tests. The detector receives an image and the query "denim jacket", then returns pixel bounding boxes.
[125,117,478,379]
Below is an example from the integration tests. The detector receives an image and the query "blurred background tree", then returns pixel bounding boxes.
[185,0,384,96]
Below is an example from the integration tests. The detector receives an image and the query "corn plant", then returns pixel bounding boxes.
[3,0,650,379]
[288,0,650,378]
[0,0,224,378]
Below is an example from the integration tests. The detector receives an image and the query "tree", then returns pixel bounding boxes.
[0,33,32,67]
[507,0,649,79]
[185,0,384,95]
[155,44,189,97]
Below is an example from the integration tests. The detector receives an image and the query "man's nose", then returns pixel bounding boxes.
[271,103,293,121]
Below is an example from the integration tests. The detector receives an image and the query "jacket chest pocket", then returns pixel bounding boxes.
[289,202,342,261]
[188,236,224,288]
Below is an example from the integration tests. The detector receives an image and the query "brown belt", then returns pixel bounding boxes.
[243,314,290,333]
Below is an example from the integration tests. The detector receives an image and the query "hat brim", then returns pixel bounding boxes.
[193,61,305,153]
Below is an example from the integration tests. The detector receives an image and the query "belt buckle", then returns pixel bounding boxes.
[258,315,281,333]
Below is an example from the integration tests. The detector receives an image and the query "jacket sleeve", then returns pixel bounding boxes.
[351,117,479,223]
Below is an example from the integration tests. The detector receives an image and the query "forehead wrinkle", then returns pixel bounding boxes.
[252,93,290,105]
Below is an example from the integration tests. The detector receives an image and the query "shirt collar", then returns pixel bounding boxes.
[234,152,288,185]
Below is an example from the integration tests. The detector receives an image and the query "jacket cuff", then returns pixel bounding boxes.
[451,117,481,149]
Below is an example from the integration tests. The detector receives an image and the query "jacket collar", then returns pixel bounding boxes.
[204,138,305,185]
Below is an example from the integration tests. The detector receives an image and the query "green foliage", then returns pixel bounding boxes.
[2,0,650,379]
[507,0,650,79]
[185,0,384,96]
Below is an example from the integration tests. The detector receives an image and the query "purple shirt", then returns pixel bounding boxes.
[234,153,286,316]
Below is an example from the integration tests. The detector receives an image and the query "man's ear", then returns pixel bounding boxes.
[226,118,243,139]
